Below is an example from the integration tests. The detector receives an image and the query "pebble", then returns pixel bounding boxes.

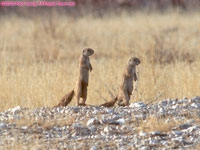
[191,103,200,108]
[149,139,158,145]
[105,108,113,114]
[0,123,7,129]
[88,125,97,132]
[178,124,191,129]
[172,137,184,142]
[104,126,112,134]
[187,126,198,132]
[90,146,98,150]
[116,118,125,125]
[139,132,147,137]
[150,131,167,136]
[87,118,101,126]
[173,131,183,135]
[129,102,146,108]
[9,106,21,114]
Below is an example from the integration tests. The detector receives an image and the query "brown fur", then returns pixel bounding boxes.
[118,57,140,106]
[76,48,94,106]
[54,90,74,107]
[99,97,118,107]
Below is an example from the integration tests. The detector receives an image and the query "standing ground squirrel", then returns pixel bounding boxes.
[76,48,94,106]
[118,57,140,106]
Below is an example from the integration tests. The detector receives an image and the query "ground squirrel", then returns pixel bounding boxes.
[76,48,94,106]
[54,90,74,107]
[118,57,140,106]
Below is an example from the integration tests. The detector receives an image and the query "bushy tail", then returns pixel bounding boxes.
[54,89,74,107]
[99,96,118,107]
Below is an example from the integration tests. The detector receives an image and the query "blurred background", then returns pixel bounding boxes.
[0,0,200,111]
[1,0,200,15]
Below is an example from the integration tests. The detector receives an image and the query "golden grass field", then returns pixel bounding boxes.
[0,10,200,111]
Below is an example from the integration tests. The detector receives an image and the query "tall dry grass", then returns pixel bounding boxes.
[0,11,200,111]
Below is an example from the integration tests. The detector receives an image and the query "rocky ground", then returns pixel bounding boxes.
[1,97,200,149]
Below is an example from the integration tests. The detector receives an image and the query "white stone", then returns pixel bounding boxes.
[90,146,98,150]
[172,101,177,105]
[191,103,200,108]
[104,126,113,134]
[9,106,21,114]
[116,118,125,125]
[187,126,198,132]
[150,131,161,135]
[159,107,165,113]
[172,105,178,109]
[104,126,110,133]
[139,131,147,136]
[60,109,65,114]
[87,118,101,126]
[0,123,7,129]
[21,126,28,130]
[129,102,146,108]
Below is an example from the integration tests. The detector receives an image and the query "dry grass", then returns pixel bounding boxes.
[8,113,76,129]
[137,116,184,133]
[0,11,200,111]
